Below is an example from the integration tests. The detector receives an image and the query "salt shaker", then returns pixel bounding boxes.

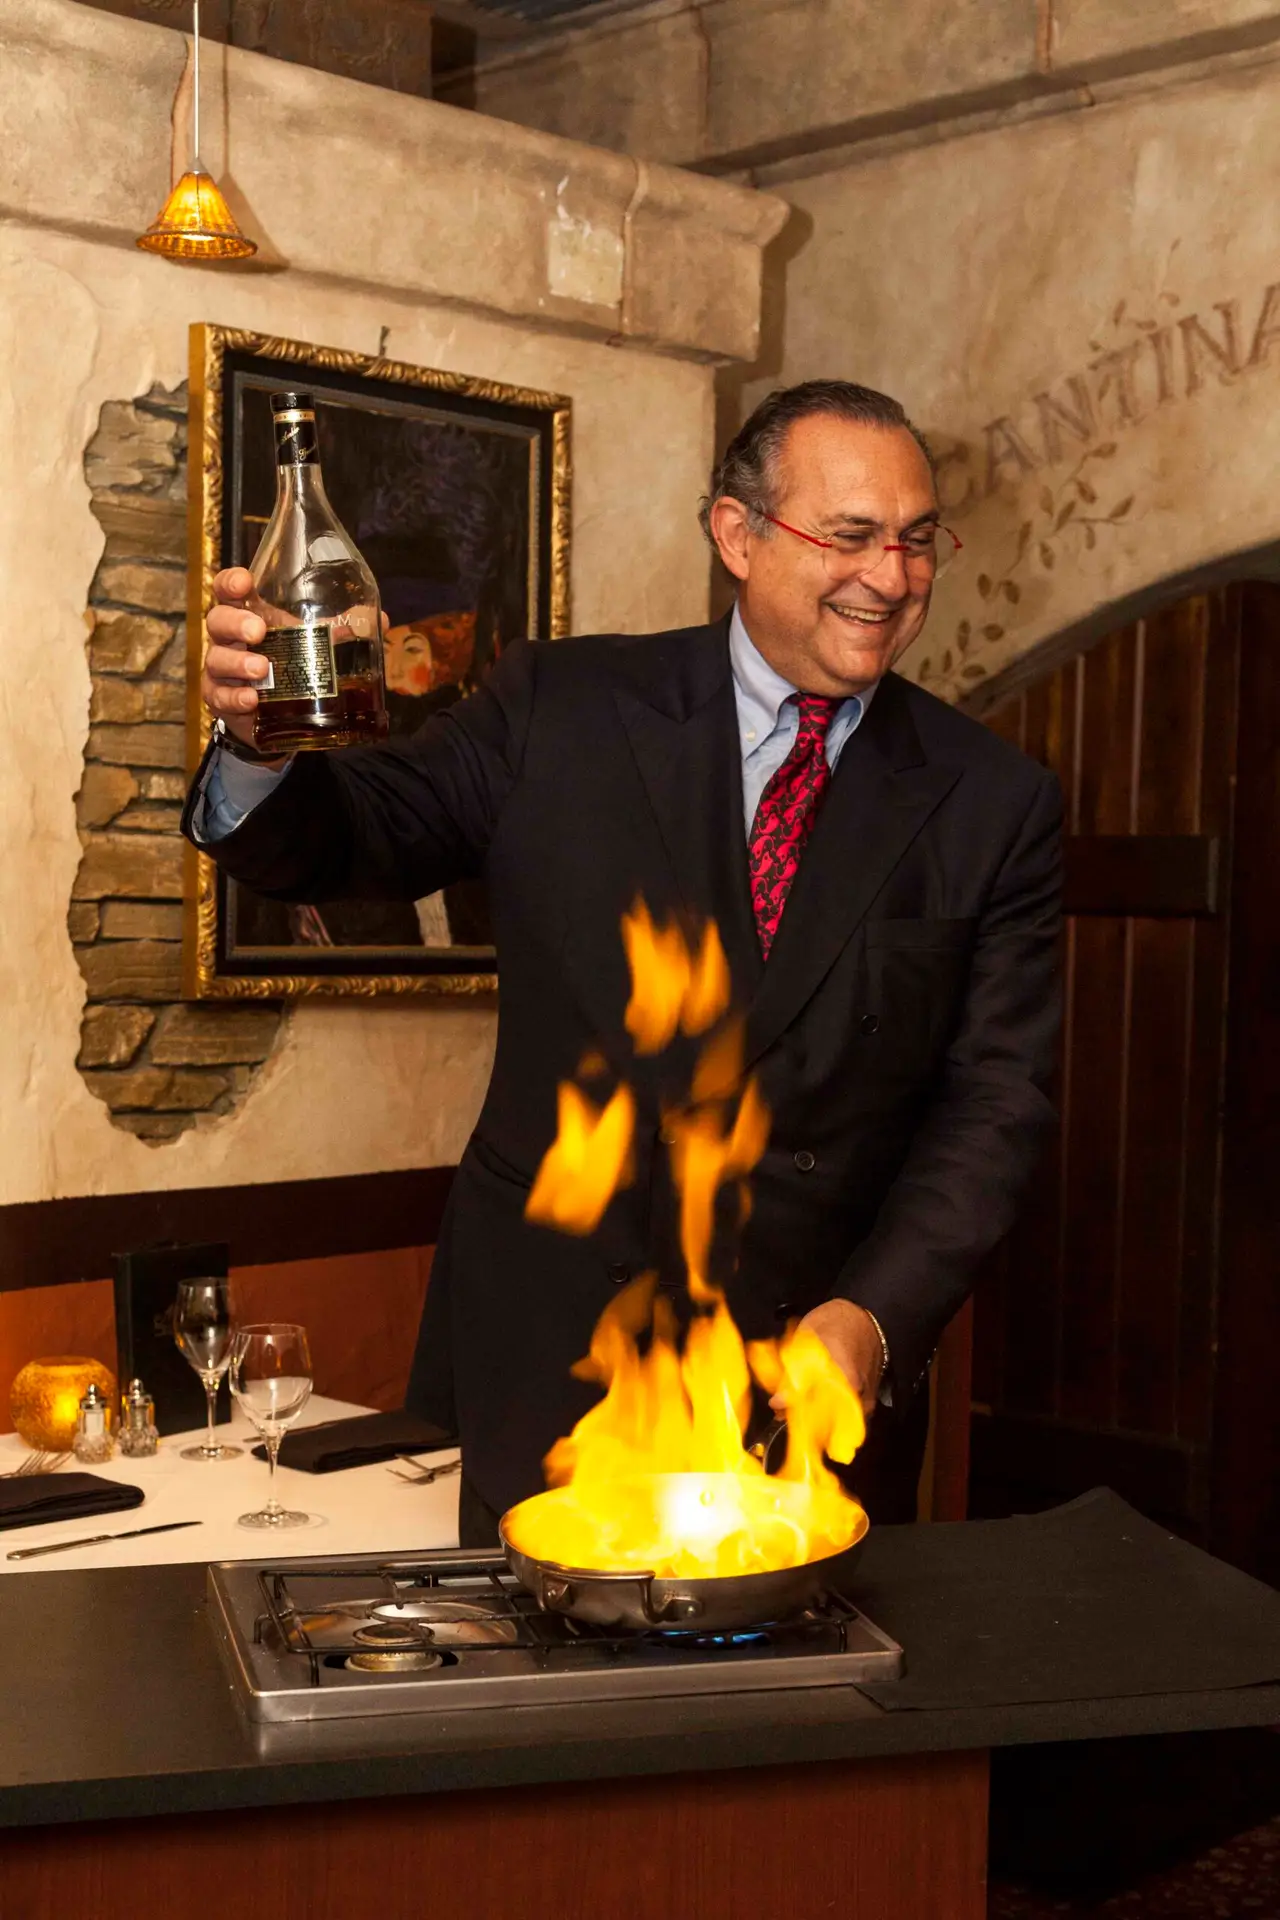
[118,1378,159,1458]
[73,1382,114,1464]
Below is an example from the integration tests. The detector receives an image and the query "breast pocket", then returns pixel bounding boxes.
[862,919,977,1066]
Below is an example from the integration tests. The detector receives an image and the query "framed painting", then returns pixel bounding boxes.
[183,324,571,998]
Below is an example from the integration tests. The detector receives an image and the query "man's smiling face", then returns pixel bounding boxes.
[711,413,938,697]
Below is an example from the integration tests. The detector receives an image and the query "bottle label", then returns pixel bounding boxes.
[274,412,319,465]
[256,622,337,702]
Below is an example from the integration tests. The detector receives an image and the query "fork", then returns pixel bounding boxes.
[387,1454,462,1486]
[3,1450,67,1478]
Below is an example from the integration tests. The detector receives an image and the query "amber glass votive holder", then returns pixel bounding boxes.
[9,1357,117,1452]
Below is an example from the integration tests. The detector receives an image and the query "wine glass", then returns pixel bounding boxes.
[229,1324,315,1529]
[173,1279,242,1462]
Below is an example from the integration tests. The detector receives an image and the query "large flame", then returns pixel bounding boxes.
[515,903,867,1579]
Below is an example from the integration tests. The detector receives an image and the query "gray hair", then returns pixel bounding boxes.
[698,379,934,547]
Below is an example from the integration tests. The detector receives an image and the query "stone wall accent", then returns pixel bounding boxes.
[73,0,435,100]
[70,385,285,1144]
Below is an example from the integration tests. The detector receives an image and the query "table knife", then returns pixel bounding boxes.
[6,1520,202,1560]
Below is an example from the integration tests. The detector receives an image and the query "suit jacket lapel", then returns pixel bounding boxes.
[611,618,763,1006]
[743,674,960,1072]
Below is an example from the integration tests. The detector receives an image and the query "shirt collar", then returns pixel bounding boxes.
[728,602,879,742]
[729,602,798,743]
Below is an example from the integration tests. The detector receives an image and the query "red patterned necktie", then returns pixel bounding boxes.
[748,693,844,958]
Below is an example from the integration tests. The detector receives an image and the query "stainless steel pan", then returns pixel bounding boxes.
[500,1471,869,1632]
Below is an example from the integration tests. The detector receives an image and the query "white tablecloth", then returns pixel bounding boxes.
[0,1397,461,1574]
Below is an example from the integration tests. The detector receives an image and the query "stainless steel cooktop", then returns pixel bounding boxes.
[208,1547,903,1724]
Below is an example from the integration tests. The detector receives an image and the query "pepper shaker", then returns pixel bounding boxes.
[73,1382,115,1464]
[118,1378,159,1458]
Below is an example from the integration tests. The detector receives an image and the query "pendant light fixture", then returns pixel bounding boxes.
[136,0,257,262]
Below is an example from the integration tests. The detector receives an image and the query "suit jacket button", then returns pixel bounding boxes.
[860,1013,880,1036]
[794,1149,816,1172]
[607,1262,630,1285]
[774,1301,795,1322]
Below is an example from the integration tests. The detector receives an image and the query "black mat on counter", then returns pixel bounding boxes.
[854,1489,1280,1712]
[250,1408,455,1473]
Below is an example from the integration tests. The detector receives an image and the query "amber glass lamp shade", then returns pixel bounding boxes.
[135,167,257,262]
[9,1357,117,1452]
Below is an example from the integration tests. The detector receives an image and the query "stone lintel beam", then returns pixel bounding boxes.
[0,0,789,366]
[438,0,1280,181]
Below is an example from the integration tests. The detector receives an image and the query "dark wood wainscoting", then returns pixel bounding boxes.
[972,583,1280,1582]
[0,1169,454,1425]
[0,1167,454,1293]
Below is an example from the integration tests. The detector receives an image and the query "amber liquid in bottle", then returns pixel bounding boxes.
[249,390,389,754]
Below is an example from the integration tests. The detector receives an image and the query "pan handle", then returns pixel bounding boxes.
[534,1563,705,1625]
[749,1417,788,1475]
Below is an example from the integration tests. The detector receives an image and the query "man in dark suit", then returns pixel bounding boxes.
[187,380,1061,1543]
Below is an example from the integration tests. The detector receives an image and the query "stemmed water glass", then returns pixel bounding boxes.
[229,1323,315,1529]
[173,1278,242,1461]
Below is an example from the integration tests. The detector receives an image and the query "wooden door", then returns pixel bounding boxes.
[969,585,1279,1574]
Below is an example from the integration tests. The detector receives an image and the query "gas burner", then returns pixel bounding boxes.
[352,1619,428,1649]
[210,1548,903,1723]
[654,1627,775,1651]
[346,1648,444,1674]
[374,1598,520,1647]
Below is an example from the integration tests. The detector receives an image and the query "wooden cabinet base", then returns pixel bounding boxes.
[0,1750,989,1920]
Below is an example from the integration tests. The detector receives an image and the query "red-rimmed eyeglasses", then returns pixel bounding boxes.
[761,513,963,579]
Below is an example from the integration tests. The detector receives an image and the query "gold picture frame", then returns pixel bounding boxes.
[184,323,572,999]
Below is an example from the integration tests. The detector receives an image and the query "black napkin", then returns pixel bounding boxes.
[250,1409,456,1474]
[853,1487,1280,1712]
[0,1473,145,1533]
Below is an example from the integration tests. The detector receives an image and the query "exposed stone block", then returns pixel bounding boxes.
[75,764,139,830]
[77,1006,156,1069]
[115,803,185,834]
[89,610,175,676]
[67,902,101,943]
[90,494,187,564]
[73,832,184,901]
[94,562,186,616]
[150,1006,281,1067]
[112,1113,190,1143]
[75,940,183,1002]
[83,1067,230,1111]
[91,678,145,725]
[99,901,185,941]
[141,771,188,802]
[156,630,189,682]
[88,723,186,769]
[84,403,181,494]
[142,682,186,724]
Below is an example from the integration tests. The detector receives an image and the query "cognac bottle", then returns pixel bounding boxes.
[248,391,388,753]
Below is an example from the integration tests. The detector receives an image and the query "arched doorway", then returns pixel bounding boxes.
[969,582,1280,1582]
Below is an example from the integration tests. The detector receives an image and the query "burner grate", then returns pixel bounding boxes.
[252,1554,867,1687]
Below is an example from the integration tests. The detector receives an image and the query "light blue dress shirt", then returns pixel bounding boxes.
[729,603,872,833]
[198,605,876,844]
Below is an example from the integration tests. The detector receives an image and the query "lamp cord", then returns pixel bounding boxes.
[192,0,201,166]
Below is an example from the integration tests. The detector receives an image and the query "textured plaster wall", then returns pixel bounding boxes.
[0,0,784,1207]
[738,56,1280,705]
